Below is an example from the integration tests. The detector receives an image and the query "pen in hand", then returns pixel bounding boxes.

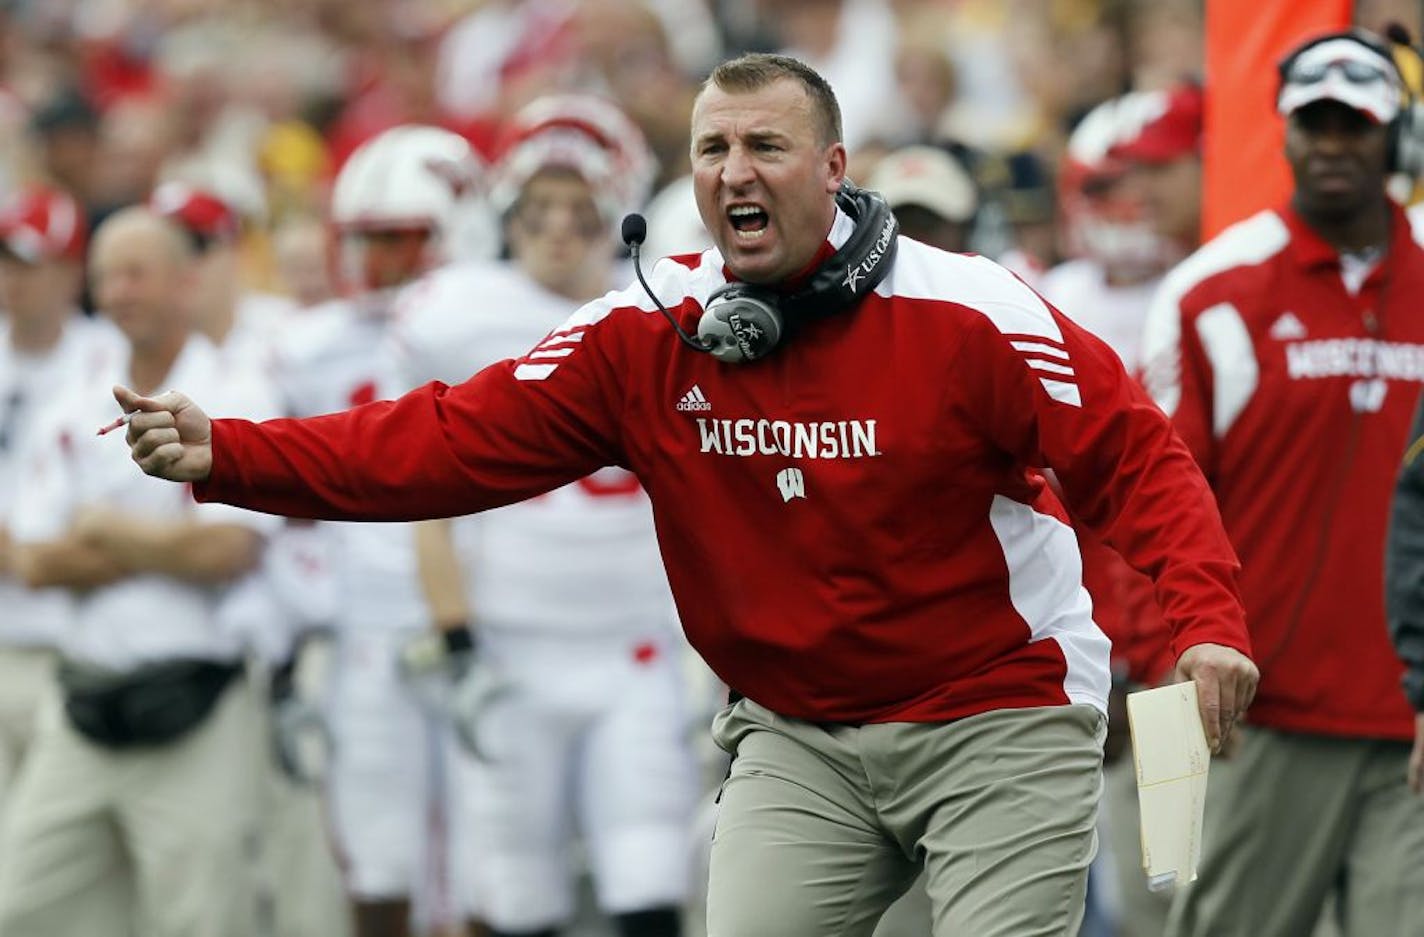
[96,412,134,436]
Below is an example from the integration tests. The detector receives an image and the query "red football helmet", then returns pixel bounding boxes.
[1059,95,1174,277]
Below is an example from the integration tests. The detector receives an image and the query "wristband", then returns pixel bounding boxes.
[442,626,475,655]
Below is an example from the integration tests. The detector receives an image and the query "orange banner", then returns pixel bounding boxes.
[1203,0,1352,239]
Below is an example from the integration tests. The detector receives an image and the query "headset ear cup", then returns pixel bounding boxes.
[1392,101,1424,177]
[698,286,785,364]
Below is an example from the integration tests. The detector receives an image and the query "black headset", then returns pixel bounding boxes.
[623,180,899,364]
[1276,27,1423,175]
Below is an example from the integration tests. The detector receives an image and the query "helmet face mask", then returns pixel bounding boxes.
[337,227,435,294]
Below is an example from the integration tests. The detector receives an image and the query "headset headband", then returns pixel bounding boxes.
[780,181,899,323]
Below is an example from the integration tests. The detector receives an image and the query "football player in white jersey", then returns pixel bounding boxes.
[387,95,697,937]
[272,124,488,937]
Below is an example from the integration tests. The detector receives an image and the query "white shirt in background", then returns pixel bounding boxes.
[0,315,122,647]
[1039,257,1163,373]
[10,334,280,671]
[274,298,428,634]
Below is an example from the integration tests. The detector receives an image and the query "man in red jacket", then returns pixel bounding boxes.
[1142,28,1424,937]
[114,54,1257,936]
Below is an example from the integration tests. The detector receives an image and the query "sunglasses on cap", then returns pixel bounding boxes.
[1284,57,1394,87]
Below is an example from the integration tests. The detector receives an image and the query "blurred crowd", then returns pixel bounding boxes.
[0,0,1226,296]
[1,1,1423,937]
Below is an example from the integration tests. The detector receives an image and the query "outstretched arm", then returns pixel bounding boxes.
[119,353,626,523]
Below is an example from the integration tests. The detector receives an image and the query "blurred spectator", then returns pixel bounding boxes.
[0,184,115,831]
[0,206,275,937]
[271,214,335,308]
[259,119,333,224]
[570,0,695,187]
[436,0,575,122]
[149,182,291,372]
[1356,0,1424,38]
[328,29,451,169]
[867,144,978,252]
[29,88,100,214]
[892,12,958,146]
[976,148,1058,285]
[936,0,1056,152]
[152,21,271,225]
[759,0,914,151]
[0,185,126,935]
[1124,0,1203,92]
[93,96,173,220]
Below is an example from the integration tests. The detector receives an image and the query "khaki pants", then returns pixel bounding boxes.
[1102,754,1171,937]
[706,701,1104,937]
[0,646,56,814]
[1166,726,1424,937]
[0,675,263,937]
[259,731,354,937]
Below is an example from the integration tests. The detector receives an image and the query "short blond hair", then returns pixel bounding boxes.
[704,53,843,146]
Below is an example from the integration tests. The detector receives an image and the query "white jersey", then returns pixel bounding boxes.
[9,334,280,671]
[0,315,122,647]
[388,260,673,636]
[1038,258,1162,374]
[274,298,427,633]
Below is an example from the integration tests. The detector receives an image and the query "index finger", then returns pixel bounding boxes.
[112,385,184,415]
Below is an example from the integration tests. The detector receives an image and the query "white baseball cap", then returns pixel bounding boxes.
[1278,35,1403,124]
[867,146,977,223]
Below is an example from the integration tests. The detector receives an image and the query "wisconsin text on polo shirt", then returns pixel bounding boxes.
[695,418,881,459]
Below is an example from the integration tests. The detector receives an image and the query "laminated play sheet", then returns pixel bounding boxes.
[1126,681,1211,891]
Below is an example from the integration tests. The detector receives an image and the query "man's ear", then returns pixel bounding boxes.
[825,142,848,194]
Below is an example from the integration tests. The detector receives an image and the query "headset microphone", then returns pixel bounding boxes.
[622,182,898,364]
[622,213,713,354]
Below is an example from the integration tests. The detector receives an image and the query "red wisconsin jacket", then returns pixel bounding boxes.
[1143,203,1424,740]
[199,225,1249,724]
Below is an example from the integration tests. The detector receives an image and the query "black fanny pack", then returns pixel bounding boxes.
[59,658,243,749]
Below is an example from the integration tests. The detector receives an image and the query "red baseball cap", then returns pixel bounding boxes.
[149,181,241,246]
[1110,84,1204,164]
[0,185,86,263]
